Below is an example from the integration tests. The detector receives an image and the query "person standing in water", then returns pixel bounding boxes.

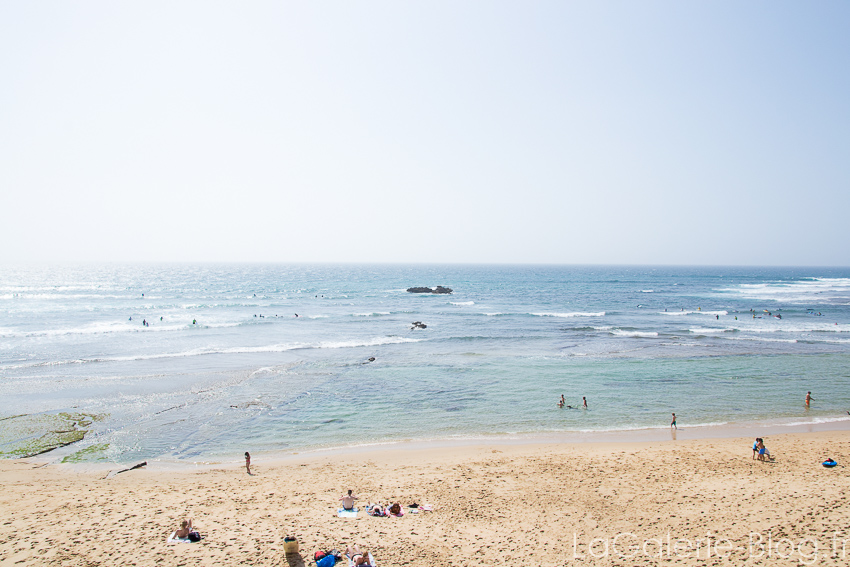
[582,397,588,409]
[806,391,813,406]
[671,413,677,429]
[558,395,565,408]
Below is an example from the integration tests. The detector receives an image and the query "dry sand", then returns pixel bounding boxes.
[1,431,849,566]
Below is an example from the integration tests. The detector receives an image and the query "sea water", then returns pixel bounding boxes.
[1,264,849,464]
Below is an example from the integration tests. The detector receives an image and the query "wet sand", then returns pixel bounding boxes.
[1,430,849,566]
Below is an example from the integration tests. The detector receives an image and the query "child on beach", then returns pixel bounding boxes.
[671,413,677,429]
[245,452,251,474]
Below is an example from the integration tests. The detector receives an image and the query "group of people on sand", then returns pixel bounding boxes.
[341,489,404,517]
[316,545,376,567]
[558,395,588,409]
[752,437,773,461]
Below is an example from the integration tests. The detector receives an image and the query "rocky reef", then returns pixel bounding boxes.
[407,286,453,294]
[0,411,105,459]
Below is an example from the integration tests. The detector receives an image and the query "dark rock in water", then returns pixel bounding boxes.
[407,286,452,294]
[411,321,427,329]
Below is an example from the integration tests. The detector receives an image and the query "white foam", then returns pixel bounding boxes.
[717,277,850,304]
[0,321,242,338]
[450,301,475,306]
[611,330,659,338]
[725,336,798,344]
[532,312,605,318]
[640,290,654,293]
[688,327,734,334]
[352,312,391,317]
[1,336,425,369]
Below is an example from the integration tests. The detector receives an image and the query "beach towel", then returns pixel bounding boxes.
[337,508,358,518]
[348,552,376,567]
[167,531,192,544]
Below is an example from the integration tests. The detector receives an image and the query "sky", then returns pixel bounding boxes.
[1,2,849,266]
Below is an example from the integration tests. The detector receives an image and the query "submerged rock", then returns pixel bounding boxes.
[407,286,453,294]
[0,411,105,459]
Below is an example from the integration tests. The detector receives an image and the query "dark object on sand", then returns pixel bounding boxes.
[411,321,427,329]
[114,461,147,475]
[407,286,452,294]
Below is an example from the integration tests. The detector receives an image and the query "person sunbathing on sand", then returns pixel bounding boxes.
[175,519,193,538]
[388,502,403,516]
[368,503,386,517]
[346,544,375,566]
[340,489,358,511]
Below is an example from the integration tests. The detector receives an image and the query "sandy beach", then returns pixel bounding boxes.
[2,430,849,566]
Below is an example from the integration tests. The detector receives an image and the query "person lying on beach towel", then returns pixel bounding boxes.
[367,503,387,517]
[346,544,376,566]
[388,502,403,517]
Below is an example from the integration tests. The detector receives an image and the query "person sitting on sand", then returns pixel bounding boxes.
[346,544,374,566]
[175,519,193,539]
[340,489,358,511]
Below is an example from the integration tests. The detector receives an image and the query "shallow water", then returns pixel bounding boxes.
[1,264,849,463]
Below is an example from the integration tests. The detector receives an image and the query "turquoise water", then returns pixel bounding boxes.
[1,264,849,463]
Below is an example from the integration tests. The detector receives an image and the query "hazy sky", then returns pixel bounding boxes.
[2,2,848,265]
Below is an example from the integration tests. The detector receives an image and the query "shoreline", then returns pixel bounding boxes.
[28,413,850,472]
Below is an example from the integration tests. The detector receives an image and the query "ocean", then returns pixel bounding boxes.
[1,264,849,464]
